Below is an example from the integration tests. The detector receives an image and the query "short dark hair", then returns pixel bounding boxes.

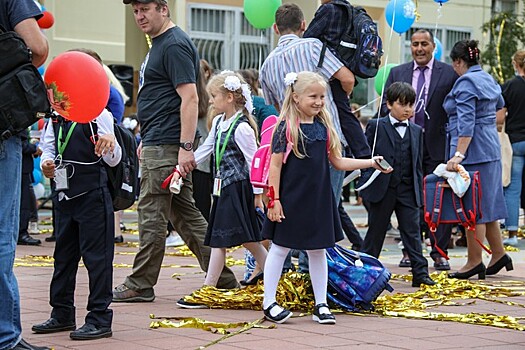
[411,29,434,44]
[450,39,480,67]
[386,82,416,105]
[275,3,304,33]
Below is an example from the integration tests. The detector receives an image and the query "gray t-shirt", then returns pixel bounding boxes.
[137,26,200,145]
[0,0,41,31]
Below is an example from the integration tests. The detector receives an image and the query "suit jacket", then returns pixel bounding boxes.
[380,60,458,164]
[359,117,423,206]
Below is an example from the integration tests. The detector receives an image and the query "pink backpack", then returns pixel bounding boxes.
[250,115,279,189]
[250,115,330,189]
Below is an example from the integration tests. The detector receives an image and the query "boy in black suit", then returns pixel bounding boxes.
[360,82,435,287]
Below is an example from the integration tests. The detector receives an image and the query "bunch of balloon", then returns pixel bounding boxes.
[243,0,281,29]
[44,52,110,123]
[385,0,416,35]
[374,63,398,96]
[434,38,443,61]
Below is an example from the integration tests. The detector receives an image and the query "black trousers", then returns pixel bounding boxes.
[330,79,370,159]
[362,182,429,279]
[50,187,114,327]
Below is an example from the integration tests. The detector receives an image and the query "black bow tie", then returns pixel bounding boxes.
[393,122,408,128]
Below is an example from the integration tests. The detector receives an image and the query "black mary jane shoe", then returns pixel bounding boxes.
[240,272,264,286]
[448,262,486,280]
[312,303,336,324]
[486,254,513,276]
[263,302,292,324]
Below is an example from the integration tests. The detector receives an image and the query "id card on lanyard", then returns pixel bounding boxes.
[55,122,77,190]
[213,113,241,197]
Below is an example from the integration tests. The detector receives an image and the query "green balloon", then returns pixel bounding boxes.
[374,63,398,95]
[244,0,282,30]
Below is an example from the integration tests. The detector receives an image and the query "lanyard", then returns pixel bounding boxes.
[57,122,77,155]
[215,113,241,173]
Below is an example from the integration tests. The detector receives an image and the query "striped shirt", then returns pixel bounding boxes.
[260,34,347,145]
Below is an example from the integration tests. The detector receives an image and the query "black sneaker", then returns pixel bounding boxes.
[176,298,208,309]
[263,302,292,324]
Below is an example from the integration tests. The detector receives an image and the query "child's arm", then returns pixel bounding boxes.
[333,66,356,96]
[267,152,285,222]
[329,154,392,173]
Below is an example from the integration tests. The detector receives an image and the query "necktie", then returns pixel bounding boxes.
[393,122,407,128]
[415,66,428,127]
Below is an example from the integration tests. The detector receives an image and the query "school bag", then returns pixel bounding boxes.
[317,2,383,79]
[250,115,279,188]
[423,171,489,257]
[87,120,139,211]
[0,26,51,140]
[326,244,393,311]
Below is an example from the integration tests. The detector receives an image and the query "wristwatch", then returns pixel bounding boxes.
[179,141,194,151]
[454,151,465,159]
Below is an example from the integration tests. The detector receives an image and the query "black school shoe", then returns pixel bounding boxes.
[263,302,292,324]
[11,339,50,350]
[69,323,112,340]
[312,303,336,324]
[32,318,76,334]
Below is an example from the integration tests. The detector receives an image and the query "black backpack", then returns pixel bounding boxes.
[0,26,51,140]
[87,120,139,211]
[319,3,383,79]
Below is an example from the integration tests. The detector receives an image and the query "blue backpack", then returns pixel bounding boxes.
[326,245,393,311]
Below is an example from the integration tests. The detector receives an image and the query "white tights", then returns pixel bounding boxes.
[204,242,267,286]
[263,243,328,310]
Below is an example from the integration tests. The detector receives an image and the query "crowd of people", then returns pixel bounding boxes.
[1,0,522,348]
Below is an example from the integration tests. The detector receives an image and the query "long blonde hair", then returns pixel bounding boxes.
[206,72,259,139]
[279,71,341,158]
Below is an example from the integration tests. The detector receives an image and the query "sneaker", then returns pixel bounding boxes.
[28,221,39,235]
[112,284,155,302]
[503,236,518,247]
[166,233,185,247]
[176,297,208,309]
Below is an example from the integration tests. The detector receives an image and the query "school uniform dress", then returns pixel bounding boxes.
[443,65,507,223]
[194,113,262,248]
[262,120,343,250]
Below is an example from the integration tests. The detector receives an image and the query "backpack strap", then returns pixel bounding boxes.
[317,42,328,69]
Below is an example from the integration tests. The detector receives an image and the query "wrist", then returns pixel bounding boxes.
[454,151,465,159]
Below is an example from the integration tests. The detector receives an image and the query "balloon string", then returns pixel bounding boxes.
[258,32,263,72]
[434,4,443,39]
[371,0,397,158]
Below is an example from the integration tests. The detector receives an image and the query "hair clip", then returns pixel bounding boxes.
[223,76,242,91]
[240,83,254,114]
[284,72,298,87]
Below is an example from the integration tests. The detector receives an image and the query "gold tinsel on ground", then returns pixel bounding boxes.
[177,271,525,331]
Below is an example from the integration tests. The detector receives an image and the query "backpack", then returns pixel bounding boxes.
[250,115,279,188]
[326,244,393,311]
[423,171,489,257]
[318,3,383,79]
[0,26,51,140]
[88,120,139,211]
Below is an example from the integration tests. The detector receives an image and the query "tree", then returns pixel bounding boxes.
[481,0,525,84]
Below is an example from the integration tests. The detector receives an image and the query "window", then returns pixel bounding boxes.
[188,4,273,72]
[493,0,518,13]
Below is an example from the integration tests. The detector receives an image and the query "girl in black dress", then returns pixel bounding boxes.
[261,71,389,324]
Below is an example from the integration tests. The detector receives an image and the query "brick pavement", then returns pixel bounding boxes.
[13,204,525,350]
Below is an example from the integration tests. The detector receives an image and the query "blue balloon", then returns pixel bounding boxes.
[434,0,449,3]
[434,38,443,61]
[37,65,45,76]
[32,168,42,185]
[385,0,416,35]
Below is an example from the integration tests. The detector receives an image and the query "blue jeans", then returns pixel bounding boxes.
[504,141,525,231]
[0,136,22,350]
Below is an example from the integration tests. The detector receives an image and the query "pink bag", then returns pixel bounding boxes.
[250,115,278,188]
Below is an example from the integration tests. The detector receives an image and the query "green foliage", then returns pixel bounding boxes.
[481,2,525,84]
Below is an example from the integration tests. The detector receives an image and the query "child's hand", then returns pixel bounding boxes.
[41,159,55,178]
[254,194,264,211]
[268,201,284,222]
[95,134,115,157]
[371,156,393,173]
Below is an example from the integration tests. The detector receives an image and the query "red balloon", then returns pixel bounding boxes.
[44,52,109,123]
[38,11,54,29]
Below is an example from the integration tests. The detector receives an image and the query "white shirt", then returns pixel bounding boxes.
[389,115,409,138]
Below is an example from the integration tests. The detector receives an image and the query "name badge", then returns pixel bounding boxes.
[55,167,69,190]
[213,177,222,197]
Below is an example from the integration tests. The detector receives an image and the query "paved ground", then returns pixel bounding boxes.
[14,202,525,350]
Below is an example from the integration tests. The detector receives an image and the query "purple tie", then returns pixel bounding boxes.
[415,66,428,127]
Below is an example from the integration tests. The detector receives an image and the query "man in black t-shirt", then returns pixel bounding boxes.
[113,0,238,303]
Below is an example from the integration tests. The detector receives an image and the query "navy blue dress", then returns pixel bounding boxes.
[262,120,343,249]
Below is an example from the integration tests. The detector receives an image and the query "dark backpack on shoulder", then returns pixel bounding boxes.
[0,26,50,140]
[319,3,383,79]
[87,121,139,211]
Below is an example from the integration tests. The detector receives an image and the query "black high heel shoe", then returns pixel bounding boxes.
[239,271,264,286]
[486,254,513,276]
[448,263,486,280]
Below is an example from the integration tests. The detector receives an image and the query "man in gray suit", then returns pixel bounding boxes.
[380,29,458,271]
